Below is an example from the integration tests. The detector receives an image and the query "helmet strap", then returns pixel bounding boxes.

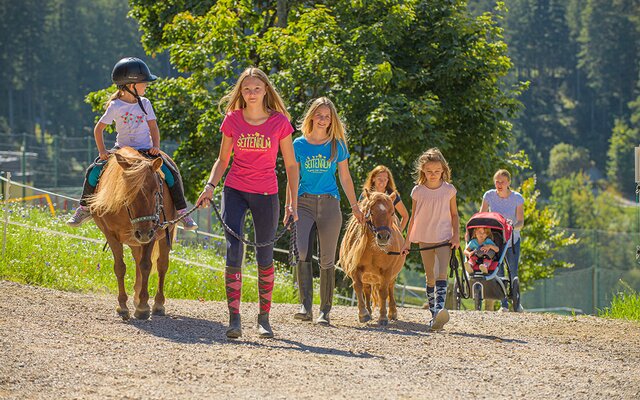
[122,84,147,115]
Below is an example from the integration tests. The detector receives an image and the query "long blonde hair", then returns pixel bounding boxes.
[219,67,290,120]
[362,165,398,195]
[298,97,347,161]
[104,88,125,109]
[414,147,451,184]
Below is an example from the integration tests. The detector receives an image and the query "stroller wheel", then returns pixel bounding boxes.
[472,282,483,311]
[511,278,521,312]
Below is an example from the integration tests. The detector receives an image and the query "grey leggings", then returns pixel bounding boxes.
[419,242,451,287]
[296,194,342,270]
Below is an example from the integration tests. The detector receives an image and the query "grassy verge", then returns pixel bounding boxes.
[599,281,640,321]
[1,204,298,304]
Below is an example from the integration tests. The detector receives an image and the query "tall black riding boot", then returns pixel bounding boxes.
[294,262,314,321]
[316,267,335,325]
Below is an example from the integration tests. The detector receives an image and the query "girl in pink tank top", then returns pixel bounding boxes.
[196,67,299,340]
[402,148,460,331]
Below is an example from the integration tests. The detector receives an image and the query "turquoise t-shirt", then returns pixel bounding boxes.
[293,136,349,199]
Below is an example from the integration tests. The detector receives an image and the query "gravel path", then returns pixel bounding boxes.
[1,280,639,400]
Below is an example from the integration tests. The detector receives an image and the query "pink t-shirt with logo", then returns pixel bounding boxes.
[408,181,457,243]
[221,109,294,195]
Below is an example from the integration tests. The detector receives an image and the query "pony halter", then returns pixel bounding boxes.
[126,171,164,230]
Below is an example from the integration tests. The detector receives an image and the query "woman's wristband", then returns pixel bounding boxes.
[204,182,215,191]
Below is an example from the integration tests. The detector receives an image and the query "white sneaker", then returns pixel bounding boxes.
[429,309,450,331]
[498,306,509,312]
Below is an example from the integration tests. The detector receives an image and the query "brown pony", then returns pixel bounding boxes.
[339,190,406,325]
[88,147,177,320]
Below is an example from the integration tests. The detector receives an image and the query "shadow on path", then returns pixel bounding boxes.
[128,314,228,345]
[348,320,430,337]
[233,337,381,359]
[447,331,528,344]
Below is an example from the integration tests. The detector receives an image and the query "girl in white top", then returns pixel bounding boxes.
[402,148,460,330]
[67,57,196,230]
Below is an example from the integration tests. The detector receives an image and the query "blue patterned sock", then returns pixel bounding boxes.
[426,285,435,318]
[435,280,448,314]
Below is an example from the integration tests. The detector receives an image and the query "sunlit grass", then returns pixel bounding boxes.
[1,204,298,304]
[599,281,640,322]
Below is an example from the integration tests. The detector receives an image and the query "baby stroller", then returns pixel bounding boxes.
[453,212,521,311]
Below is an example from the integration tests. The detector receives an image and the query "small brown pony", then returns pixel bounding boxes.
[339,190,406,325]
[88,147,177,320]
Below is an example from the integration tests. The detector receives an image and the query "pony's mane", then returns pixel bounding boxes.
[88,148,160,217]
[339,192,393,277]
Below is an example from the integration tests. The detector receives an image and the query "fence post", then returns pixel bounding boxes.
[401,284,406,307]
[2,172,11,258]
[592,230,599,313]
[53,135,58,188]
[21,132,27,199]
[350,289,356,306]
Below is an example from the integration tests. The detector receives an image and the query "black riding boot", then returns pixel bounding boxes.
[316,267,335,325]
[294,262,313,321]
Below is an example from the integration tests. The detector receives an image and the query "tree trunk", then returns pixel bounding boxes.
[277,0,288,28]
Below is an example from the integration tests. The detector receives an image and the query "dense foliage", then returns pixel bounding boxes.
[470,0,640,198]
[116,0,524,205]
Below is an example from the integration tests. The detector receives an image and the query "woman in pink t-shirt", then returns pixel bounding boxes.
[196,67,299,339]
[402,148,460,331]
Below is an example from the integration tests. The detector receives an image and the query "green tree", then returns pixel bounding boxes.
[118,0,524,205]
[607,118,640,198]
[547,142,591,179]
[549,172,596,229]
[519,177,578,290]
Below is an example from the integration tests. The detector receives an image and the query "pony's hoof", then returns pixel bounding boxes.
[389,314,398,321]
[379,319,389,326]
[152,306,165,316]
[134,309,151,320]
[116,307,130,320]
[359,314,372,323]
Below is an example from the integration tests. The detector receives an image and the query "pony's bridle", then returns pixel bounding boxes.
[126,170,165,233]
[364,209,393,237]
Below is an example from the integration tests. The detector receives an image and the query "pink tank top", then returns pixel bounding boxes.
[221,110,294,194]
[408,182,457,243]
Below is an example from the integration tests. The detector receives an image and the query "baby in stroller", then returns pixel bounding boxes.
[463,227,499,274]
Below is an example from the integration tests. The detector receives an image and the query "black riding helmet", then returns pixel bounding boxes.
[111,57,158,114]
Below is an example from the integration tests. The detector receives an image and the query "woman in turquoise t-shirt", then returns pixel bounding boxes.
[288,97,364,325]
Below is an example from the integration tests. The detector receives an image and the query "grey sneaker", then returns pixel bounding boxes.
[179,213,198,231]
[67,206,92,227]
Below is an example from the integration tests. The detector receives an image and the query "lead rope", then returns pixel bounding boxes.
[209,199,299,266]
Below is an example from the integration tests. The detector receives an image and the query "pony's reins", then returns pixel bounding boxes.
[387,241,471,300]
[385,241,451,256]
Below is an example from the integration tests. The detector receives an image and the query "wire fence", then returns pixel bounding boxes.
[521,228,640,314]
[0,173,428,308]
[0,131,178,190]
[7,168,636,315]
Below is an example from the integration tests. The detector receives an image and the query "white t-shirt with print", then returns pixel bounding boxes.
[99,98,156,150]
